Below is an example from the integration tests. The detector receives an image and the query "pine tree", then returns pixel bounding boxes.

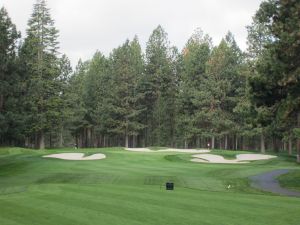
[204,33,242,150]
[66,59,89,147]
[0,7,21,145]
[20,0,60,149]
[176,28,211,148]
[248,0,300,160]
[56,54,72,147]
[83,52,111,147]
[247,3,276,153]
[144,25,177,146]
[109,38,145,147]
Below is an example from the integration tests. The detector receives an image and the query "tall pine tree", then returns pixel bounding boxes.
[109,38,145,147]
[144,25,177,146]
[20,0,60,149]
[0,7,21,145]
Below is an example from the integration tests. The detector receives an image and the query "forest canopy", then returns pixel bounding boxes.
[0,0,299,161]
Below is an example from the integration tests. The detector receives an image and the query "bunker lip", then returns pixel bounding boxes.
[125,148,210,153]
[191,153,277,164]
[43,153,106,160]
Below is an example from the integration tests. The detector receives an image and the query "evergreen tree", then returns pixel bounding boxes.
[0,7,21,145]
[176,28,211,148]
[56,54,72,147]
[83,52,112,147]
[204,33,242,149]
[248,0,300,160]
[20,0,60,149]
[66,59,89,147]
[109,38,145,147]
[247,3,275,153]
[144,25,177,146]
[1,0,297,153]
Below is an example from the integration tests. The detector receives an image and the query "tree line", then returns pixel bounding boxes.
[0,0,299,161]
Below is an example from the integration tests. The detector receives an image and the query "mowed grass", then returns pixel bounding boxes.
[278,170,300,191]
[0,147,300,225]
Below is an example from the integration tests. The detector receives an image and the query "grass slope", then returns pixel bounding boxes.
[278,170,300,191]
[0,147,299,225]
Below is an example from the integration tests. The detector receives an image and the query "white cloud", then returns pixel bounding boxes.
[1,0,263,66]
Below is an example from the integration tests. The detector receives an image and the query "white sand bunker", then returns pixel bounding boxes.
[124,148,153,152]
[191,154,246,164]
[191,153,276,164]
[43,153,106,160]
[158,148,210,153]
[236,154,277,161]
[125,148,210,153]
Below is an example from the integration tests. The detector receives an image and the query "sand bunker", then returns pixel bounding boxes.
[124,148,153,152]
[191,154,246,164]
[191,153,276,164]
[125,148,210,153]
[236,154,277,161]
[43,153,106,160]
[158,148,210,153]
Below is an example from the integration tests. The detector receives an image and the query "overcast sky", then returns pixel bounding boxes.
[2,0,263,66]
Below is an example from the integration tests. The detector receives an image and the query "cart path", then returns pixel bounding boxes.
[250,169,300,197]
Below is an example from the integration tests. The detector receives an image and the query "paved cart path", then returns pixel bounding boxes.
[250,169,300,197]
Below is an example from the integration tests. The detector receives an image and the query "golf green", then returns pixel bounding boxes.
[0,147,299,225]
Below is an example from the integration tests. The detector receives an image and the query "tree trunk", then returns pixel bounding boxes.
[82,129,86,147]
[58,126,63,148]
[49,133,52,148]
[241,136,245,150]
[103,135,106,147]
[87,127,92,147]
[270,137,274,152]
[93,135,98,147]
[25,137,29,148]
[273,138,280,153]
[235,135,238,150]
[98,135,102,147]
[38,131,45,149]
[132,136,135,148]
[184,139,188,149]
[125,134,129,148]
[0,94,4,112]
[80,133,84,148]
[144,126,148,147]
[288,135,292,155]
[225,135,228,150]
[196,137,200,148]
[133,135,137,148]
[211,136,215,149]
[260,132,265,154]
[77,134,80,148]
[283,141,287,152]
[297,112,300,163]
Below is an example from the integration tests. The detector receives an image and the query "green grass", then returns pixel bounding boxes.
[0,147,300,225]
[278,170,300,191]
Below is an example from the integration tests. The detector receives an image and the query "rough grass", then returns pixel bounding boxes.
[0,147,299,225]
